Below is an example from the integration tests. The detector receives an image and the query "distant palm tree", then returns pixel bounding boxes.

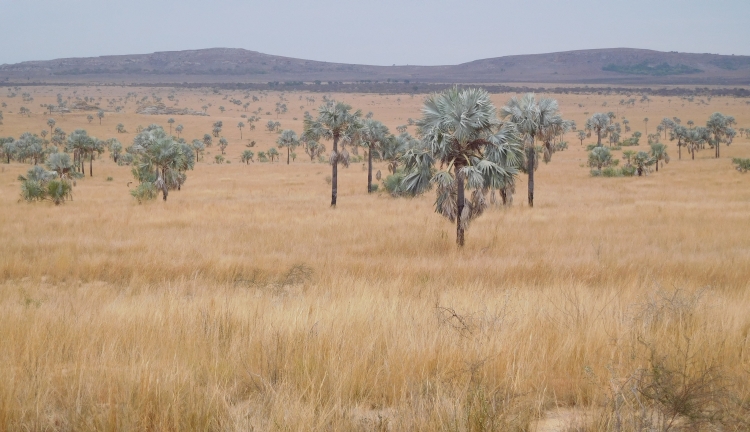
[669,125,688,159]
[175,124,183,138]
[585,113,610,147]
[167,118,175,134]
[303,101,362,207]
[47,118,56,135]
[237,121,245,139]
[499,93,564,207]
[97,110,104,125]
[276,129,300,164]
[241,150,254,164]
[359,119,390,193]
[644,117,649,136]
[577,130,586,146]
[650,143,669,172]
[706,112,736,158]
[405,87,523,246]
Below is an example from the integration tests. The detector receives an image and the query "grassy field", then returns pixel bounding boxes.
[1,86,749,431]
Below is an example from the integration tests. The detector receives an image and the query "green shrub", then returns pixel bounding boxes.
[601,167,622,177]
[733,158,750,173]
[130,182,157,204]
[106,176,113,181]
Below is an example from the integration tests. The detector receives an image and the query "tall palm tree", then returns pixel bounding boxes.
[499,93,564,207]
[359,119,390,193]
[276,129,300,164]
[404,87,523,246]
[302,101,362,207]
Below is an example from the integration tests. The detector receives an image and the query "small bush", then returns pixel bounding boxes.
[324,175,332,185]
[106,176,113,181]
[130,182,157,204]
[733,158,750,173]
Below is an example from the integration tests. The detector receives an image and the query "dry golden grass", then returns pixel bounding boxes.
[1,87,749,431]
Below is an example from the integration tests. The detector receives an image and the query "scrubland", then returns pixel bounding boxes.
[1,87,749,431]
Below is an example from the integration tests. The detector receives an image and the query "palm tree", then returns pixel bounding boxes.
[66,129,94,174]
[268,147,280,162]
[116,123,127,133]
[167,118,175,134]
[237,121,245,139]
[97,110,104,125]
[644,117,649,136]
[276,129,300,164]
[706,112,736,158]
[131,126,193,201]
[633,151,655,176]
[202,134,212,148]
[577,130,586,146]
[650,143,669,172]
[587,146,613,173]
[359,119,390,193]
[669,125,688,159]
[301,138,325,162]
[191,139,205,162]
[241,150,254,164]
[499,93,564,207]
[109,139,123,163]
[47,118,56,135]
[175,124,183,138]
[405,87,523,246]
[87,115,94,123]
[302,101,362,207]
[218,137,228,155]
[585,113,610,147]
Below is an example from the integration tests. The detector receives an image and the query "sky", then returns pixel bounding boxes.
[1,0,749,66]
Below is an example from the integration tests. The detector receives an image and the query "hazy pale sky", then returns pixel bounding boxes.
[1,0,748,66]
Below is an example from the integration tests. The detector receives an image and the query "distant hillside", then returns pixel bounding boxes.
[1,48,749,85]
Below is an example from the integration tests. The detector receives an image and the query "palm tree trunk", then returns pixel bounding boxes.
[455,168,465,247]
[692,147,695,160]
[716,137,720,158]
[287,147,290,164]
[597,130,601,146]
[367,148,373,193]
[678,141,681,160]
[655,159,659,172]
[527,146,535,208]
[331,134,338,207]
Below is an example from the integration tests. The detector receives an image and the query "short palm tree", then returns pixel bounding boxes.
[649,143,669,172]
[405,87,523,247]
[302,101,362,207]
[588,146,613,173]
[241,150,254,164]
[276,129,300,164]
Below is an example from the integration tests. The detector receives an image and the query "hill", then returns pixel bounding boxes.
[1,48,749,85]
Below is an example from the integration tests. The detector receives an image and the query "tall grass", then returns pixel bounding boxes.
[0,89,749,430]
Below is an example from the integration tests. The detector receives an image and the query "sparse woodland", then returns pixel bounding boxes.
[1,84,749,431]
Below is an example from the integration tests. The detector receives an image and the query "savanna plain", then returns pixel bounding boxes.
[1,86,750,431]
